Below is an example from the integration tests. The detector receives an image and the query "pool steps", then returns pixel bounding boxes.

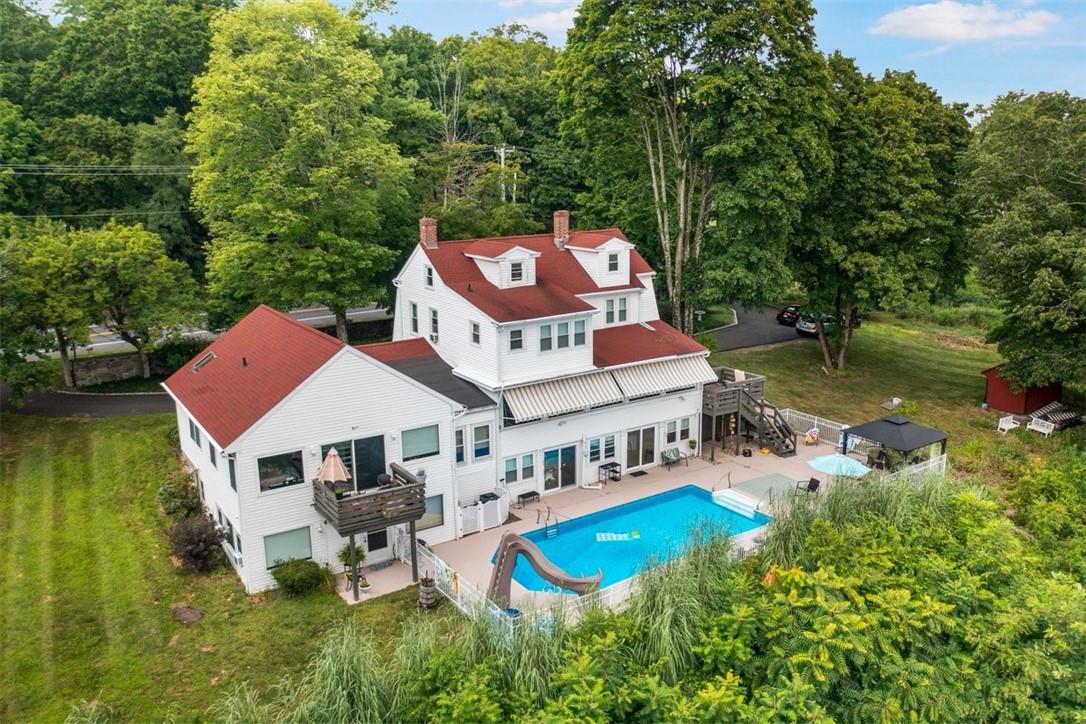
[711,489,760,519]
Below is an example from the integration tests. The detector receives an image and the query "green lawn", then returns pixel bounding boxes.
[713,316,1065,485]
[0,414,445,722]
[77,376,168,393]
[694,304,736,332]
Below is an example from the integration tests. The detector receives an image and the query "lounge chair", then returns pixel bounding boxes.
[794,478,820,497]
[662,448,689,470]
[997,415,1020,434]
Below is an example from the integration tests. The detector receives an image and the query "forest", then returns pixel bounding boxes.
[2,0,1083,397]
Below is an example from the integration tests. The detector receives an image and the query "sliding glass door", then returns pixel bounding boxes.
[625,426,656,469]
[543,444,578,491]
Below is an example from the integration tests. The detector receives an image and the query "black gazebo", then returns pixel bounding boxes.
[841,414,948,470]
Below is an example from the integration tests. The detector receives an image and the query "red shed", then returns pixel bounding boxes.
[982,364,1062,415]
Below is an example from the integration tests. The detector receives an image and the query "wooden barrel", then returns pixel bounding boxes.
[418,576,437,610]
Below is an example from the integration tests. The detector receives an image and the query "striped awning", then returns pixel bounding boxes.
[611,356,717,399]
[505,370,624,422]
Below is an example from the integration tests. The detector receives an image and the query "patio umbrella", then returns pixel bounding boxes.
[316,447,351,483]
[808,453,872,478]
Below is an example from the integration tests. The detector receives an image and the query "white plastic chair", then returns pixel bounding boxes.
[997,415,1020,434]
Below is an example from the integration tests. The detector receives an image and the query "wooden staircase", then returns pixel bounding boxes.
[739,389,797,458]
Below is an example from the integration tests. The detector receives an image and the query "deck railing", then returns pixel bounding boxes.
[777,407,850,447]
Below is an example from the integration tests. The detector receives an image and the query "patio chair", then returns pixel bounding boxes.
[794,478,820,497]
[662,448,689,470]
[996,415,1020,435]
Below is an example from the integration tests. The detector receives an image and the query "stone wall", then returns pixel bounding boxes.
[72,353,144,387]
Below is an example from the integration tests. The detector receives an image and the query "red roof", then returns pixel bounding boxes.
[163,305,344,447]
[355,337,435,362]
[593,320,706,367]
[421,229,653,323]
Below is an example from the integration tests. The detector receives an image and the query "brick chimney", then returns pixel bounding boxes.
[419,217,438,249]
[553,209,570,249]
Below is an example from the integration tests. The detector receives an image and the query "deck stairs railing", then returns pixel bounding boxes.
[738,389,797,457]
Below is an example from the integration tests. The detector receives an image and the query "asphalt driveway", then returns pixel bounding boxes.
[711,304,806,351]
[0,383,173,418]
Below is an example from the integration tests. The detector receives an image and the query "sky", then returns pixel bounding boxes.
[365,0,1086,108]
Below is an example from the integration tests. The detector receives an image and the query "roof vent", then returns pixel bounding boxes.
[241,356,248,368]
[192,351,216,372]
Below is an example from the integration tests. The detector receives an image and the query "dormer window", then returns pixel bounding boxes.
[510,261,523,283]
[608,253,619,272]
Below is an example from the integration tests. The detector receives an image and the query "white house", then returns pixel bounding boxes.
[165,211,716,593]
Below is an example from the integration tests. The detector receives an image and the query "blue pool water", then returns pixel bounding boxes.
[498,485,771,592]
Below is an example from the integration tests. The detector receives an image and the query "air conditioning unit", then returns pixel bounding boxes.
[232,552,243,567]
[429,333,439,343]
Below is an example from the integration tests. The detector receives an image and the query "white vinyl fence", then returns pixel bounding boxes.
[778,407,850,447]
[882,453,947,483]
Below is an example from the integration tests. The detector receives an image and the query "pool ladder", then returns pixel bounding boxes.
[537,505,561,538]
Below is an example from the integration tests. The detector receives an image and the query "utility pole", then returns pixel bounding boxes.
[494,144,516,203]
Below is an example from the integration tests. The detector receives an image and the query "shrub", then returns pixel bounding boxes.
[271,559,334,597]
[158,469,200,520]
[337,543,366,568]
[165,424,180,450]
[695,333,719,354]
[149,337,211,377]
[168,514,225,573]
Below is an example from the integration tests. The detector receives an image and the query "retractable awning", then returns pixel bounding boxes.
[611,356,716,399]
[504,370,624,422]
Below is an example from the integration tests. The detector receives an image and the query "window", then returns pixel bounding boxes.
[521,454,535,479]
[509,328,523,351]
[608,252,619,272]
[470,321,481,345]
[606,299,615,324]
[504,456,519,483]
[680,418,691,440]
[539,324,552,352]
[430,308,439,342]
[366,530,388,551]
[188,418,200,445]
[424,265,434,287]
[234,529,242,554]
[264,526,311,568]
[618,297,628,322]
[590,435,617,462]
[258,450,304,492]
[222,517,235,551]
[473,425,491,459]
[208,441,218,467]
[667,420,678,444]
[556,321,570,349]
[574,320,586,346]
[410,302,418,333]
[228,457,237,491]
[419,495,444,531]
[402,424,440,461]
[455,428,465,464]
[510,261,523,283]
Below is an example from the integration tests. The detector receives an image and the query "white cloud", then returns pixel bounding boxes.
[512,5,577,33]
[499,0,572,8]
[906,44,953,59]
[870,1,1059,42]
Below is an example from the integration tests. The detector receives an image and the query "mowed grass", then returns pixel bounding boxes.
[712,316,1066,484]
[0,414,442,722]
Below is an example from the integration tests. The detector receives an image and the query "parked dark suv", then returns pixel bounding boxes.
[776,304,801,326]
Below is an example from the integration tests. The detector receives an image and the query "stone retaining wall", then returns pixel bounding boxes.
[72,353,144,387]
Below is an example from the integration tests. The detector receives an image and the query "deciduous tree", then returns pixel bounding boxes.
[962,91,1086,388]
[189,0,411,340]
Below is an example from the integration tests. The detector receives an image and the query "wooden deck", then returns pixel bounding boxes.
[312,463,426,536]
[702,366,766,416]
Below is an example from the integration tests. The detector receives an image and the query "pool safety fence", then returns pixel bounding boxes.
[777,406,850,447]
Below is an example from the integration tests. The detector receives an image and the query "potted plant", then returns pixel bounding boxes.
[332,481,351,499]
[688,439,698,451]
[338,543,371,590]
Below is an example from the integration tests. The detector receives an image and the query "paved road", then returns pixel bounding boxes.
[78,304,391,355]
[0,383,173,418]
[711,304,807,351]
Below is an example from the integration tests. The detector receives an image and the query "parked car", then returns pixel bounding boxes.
[776,304,801,326]
[795,313,836,338]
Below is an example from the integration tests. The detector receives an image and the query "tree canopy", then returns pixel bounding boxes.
[962,91,1086,389]
[188,0,411,339]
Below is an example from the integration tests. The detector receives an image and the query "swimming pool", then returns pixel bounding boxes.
[499,485,771,592]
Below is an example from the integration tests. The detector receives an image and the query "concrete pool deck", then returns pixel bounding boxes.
[339,439,840,608]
